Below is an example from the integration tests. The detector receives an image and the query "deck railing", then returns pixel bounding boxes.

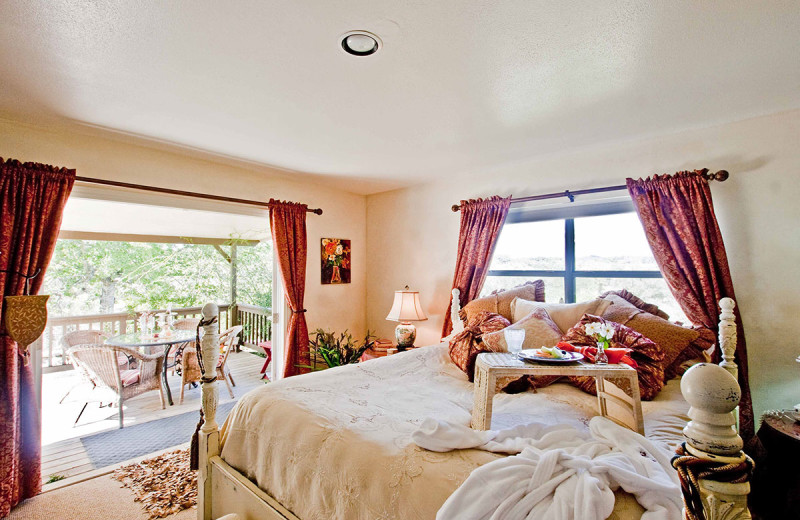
[235,303,272,349]
[42,304,233,371]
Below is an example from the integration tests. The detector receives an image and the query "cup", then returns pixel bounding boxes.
[504,328,525,354]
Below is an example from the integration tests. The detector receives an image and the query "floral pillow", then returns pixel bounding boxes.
[561,314,666,400]
[448,311,510,381]
[459,280,545,325]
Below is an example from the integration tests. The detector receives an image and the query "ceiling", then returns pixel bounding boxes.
[1,1,798,194]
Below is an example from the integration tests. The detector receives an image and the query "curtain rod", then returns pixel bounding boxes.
[450,169,729,212]
[74,176,324,215]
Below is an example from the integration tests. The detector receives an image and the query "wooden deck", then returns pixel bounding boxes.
[41,350,268,486]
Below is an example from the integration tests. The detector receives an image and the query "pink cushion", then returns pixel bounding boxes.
[120,369,140,387]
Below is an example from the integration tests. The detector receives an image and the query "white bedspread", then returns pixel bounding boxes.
[219,343,689,520]
[413,417,681,520]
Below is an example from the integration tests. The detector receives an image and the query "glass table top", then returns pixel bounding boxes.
[106,329,196,347]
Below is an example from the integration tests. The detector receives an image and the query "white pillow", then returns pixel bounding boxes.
[511,297,613,333]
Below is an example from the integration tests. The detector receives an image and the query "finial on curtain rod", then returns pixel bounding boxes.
[450,169,730,212]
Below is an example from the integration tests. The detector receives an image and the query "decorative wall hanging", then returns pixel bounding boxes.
[3,295,49,365]
[321,238,351,285]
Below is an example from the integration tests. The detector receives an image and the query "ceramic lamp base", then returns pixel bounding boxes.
[395,322,417,350]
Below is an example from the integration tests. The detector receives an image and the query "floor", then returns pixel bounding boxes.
[9,470,196,520]
[41,349,267,485]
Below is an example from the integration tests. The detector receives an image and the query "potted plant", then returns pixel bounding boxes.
[305,329,376,369]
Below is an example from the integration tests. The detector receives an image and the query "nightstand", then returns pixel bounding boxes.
[751,410,800,519]
[387,346,418,356]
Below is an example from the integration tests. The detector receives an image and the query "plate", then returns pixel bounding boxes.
[518,349,584,364]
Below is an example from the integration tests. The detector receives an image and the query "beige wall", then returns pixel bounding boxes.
[366,109,800,420]
[0,119,368,338]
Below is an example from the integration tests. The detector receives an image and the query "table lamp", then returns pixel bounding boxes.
[386,286,427,350]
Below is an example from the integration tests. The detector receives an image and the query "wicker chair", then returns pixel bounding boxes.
[168,318,201,373]
[179,325,242,404]
[59,330,129,403]
[67,344,165,428]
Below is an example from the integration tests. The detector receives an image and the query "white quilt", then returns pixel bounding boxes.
[220,344,688,520]
[413,417,682,520]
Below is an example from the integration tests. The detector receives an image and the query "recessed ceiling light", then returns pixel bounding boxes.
[341,31,380,56]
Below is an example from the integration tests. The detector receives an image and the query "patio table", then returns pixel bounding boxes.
[106,329,196,406]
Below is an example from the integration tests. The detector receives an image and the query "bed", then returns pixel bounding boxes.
[194,297,751,520]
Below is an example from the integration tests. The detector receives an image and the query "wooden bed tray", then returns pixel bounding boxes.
[194,296,751,520]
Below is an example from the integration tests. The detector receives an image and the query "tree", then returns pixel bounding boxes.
[42,239,273,316]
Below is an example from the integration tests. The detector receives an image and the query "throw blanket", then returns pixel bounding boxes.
[412,417,681,520]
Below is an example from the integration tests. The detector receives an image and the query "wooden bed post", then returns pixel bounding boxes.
[198,303,221,520]
[717,297,738,382]
[677,299,751,520]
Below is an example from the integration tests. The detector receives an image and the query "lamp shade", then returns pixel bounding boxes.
[386,287,427,322]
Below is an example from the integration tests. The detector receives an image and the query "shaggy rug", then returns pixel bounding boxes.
[113,449,196,519]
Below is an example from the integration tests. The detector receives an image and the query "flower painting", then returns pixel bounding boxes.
[321,238,351,284]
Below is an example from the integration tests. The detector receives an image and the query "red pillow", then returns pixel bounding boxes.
[448,311,510,381]
[561,314,666,400]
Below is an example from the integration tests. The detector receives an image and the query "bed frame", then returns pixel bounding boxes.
[195,296,751,520]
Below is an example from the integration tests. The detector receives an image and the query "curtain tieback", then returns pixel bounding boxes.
[292,309,307,313]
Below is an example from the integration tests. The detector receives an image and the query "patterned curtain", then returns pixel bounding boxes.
[627,170,754,441]
[269,199,310,378]
[441,196,512,338]
[1,158,75,516]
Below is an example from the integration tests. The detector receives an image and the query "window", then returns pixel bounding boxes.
[483,204,688,322]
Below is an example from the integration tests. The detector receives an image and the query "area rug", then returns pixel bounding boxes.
[81,400,237,468]
[113,449,196,519]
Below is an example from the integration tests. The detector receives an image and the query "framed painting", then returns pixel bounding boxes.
[321,238,351,284]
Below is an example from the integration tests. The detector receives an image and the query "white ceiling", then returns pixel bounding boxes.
[1,1,798,194]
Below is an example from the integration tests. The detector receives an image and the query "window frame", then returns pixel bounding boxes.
[487,201,663,303]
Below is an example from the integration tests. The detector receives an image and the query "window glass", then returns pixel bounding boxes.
[491,220,564,271]
[574,213,659,271]
[481,275,565,303]
[575,277,688,323]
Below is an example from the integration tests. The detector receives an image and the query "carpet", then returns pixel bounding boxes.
[113,449,195,519]
[81,401,237,468]
[8,473,196,520]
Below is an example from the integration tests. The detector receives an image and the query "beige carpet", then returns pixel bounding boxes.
[7,474,196,520]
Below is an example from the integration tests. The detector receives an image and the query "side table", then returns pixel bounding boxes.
[751,410,800,519]
[471,352,644,434]
[387,345,417,356]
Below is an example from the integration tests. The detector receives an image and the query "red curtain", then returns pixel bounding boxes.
[441,196,511,338]
[627,170,754,441]
[1,158,74,516]
[269,199,310,378]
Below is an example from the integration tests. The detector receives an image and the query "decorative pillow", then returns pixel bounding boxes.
[600,293,714,380]
[511,297,613,332]
[460,280,545,324]
[600,289,670,320]
[481,307,564,391]
[562,314,666,400]
[482,307,562,352]
[448,311,510,381]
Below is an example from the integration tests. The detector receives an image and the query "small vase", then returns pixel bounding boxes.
[331,265,342,284]
[595,341,608,365]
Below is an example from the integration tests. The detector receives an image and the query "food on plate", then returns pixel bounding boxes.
[538,346,567,359]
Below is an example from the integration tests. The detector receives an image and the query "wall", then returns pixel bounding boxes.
[0,118,368,338]
[366,109,800,420]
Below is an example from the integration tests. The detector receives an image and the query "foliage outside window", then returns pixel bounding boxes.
[482,209,688,322]
[42,238,272,316]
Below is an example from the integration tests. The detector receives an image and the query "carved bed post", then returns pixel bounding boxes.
[679,357,751,518]
[198,303,221,520]
[717,297,738,382]
[450,288,465,335]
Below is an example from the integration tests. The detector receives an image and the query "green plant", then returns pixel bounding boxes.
[307,329,375,368]
[46,474,66,484]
